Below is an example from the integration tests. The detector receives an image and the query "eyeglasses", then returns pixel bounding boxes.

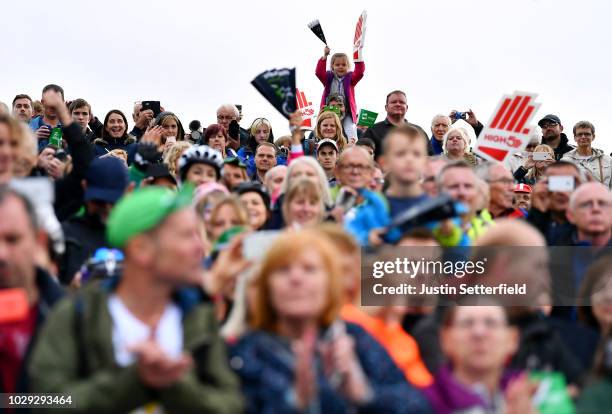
[575,132,593,138]
[338,164,371,173]
[540,122,558,129]
[217,115,236,121]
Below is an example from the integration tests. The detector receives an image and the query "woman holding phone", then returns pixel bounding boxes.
[513,144,555,185]
[228,229,431,414]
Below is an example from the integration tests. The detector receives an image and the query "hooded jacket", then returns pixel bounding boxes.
[549,133,575,161]
[424,366,520,414]
[562,147,612,188]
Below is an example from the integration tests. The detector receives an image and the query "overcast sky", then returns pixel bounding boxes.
[2,0,610,153]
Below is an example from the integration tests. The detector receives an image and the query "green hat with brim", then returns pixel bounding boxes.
[107,184,194,249]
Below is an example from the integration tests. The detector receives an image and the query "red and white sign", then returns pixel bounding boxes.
[353,10,367,62]
[475,91,541,163]
[296,88,315,128]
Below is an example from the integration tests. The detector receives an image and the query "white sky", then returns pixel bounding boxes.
[2,0,611,153]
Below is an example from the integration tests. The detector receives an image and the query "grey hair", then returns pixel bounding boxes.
[431,114,451,127]
[280,157,332,206]
[0,102,9,115]
[216,104,239,118]
[475,161,502,182]
[569,182,611,211]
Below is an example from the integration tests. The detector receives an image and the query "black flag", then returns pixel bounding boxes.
[307,19,327,45]
[251,68,296,119]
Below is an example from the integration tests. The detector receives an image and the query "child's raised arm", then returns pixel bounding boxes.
[315,46,330,85]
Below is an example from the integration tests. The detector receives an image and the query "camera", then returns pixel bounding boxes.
[80,248,124,283]
[188,120,202,143]
[54,149,68,162]
[453,111,468,121]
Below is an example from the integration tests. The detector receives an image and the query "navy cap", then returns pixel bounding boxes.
[145,163,177,185]
[85,157,129,204]
[233,182,271,210]
[538,114,561,127]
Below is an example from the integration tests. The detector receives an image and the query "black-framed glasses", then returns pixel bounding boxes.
[540,122,558,129]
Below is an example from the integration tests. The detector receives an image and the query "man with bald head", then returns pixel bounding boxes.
[437,161,492,241]
[566,182,612,247]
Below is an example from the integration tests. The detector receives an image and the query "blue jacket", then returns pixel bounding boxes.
[229,322,432,414]
[30,116,62,152]
[236,146,286,177]
[345,189,391,246]
[345,190,470,247]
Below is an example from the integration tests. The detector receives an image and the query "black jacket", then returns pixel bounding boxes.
[510,312,584,384]
[59,213,107,285]
[527,207,574,246]
[53,123,95,222]
[551,133,575,161]
[363,118,429,160]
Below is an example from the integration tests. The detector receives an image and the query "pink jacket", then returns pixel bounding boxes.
[316,57,365,124]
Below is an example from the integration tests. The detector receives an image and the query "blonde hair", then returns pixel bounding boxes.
[13,123,38,177]
[316,111,347,151]
[251,229,343,332]
[164,141,192,177]
[282,178,325,227]
[442,127,471,155]
[249,118,272,138]
[274,135,291,149]
[207,195,249,240]
[330,52,351,68]
[526,144,554,181]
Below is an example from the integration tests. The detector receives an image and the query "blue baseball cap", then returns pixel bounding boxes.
[85,157,129,204]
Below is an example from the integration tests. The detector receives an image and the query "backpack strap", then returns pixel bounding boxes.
[73,295,90,378]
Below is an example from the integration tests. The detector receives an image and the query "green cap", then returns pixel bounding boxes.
[106,184,194,248]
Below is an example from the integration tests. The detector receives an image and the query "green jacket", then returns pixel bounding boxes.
[28,280,243,414]
[576,377,612,414]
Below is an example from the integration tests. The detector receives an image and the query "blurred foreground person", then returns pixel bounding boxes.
[0,188,64,397]
[29,186,244,413]
[229,229,432,413]
[425,302,537,414]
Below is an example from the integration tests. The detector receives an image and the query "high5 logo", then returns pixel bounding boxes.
[296,88,315,128]
[353,11,367,62]
[475,91,541,163]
